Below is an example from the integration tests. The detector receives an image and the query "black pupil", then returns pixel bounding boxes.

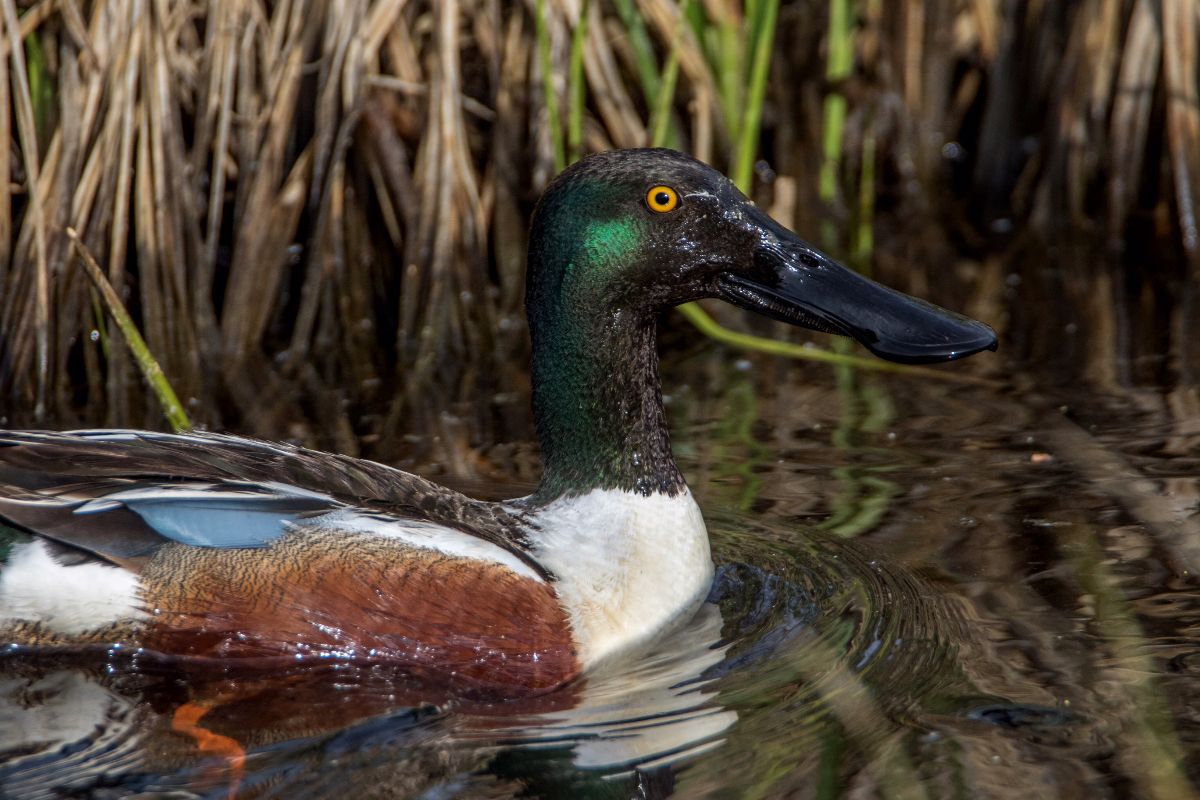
[654,190,671,207]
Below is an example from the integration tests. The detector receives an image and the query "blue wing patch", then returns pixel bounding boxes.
[73,483,339,549]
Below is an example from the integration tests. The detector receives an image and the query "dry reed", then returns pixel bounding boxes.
[0,1,1195,461]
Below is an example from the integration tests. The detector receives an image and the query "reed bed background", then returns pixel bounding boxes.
[0,0,1197,467]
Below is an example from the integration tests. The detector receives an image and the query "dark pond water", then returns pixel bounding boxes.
[3,348,1200,799]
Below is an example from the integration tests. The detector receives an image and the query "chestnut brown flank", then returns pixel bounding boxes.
[139,530,579,696]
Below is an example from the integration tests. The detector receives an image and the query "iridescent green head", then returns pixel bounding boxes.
[525,149,996,500]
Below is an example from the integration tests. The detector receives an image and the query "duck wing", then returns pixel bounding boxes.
[0,430,542,577]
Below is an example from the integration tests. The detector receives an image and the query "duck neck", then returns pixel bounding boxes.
[529,305,684,502]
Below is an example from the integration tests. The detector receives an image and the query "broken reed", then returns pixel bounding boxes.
[0,1,1196,457]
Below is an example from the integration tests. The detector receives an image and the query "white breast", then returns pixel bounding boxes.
[523,489,713,667]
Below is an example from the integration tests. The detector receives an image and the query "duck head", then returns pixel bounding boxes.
[525,148,996,499]
[528,148,996,364]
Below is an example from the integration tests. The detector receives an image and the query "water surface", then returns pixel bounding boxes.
[3,355,1199,799]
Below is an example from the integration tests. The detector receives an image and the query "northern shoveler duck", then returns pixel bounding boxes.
[0,149,996,697]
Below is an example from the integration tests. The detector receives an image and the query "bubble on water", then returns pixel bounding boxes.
[941,141,964,160]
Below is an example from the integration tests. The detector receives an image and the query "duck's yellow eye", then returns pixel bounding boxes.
[646,185,679,213]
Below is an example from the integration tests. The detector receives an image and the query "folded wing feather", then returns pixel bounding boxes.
[0,430,545,577]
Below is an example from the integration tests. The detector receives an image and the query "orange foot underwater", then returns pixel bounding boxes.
[172,701,247,799]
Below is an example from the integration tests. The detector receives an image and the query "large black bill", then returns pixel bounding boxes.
[716,217,997,364]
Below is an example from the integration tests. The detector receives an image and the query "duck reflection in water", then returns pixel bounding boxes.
[0,602,733,798]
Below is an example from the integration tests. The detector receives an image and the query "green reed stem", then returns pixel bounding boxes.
[819,0,852,212]
[650,0,690,149]
[612,0,661,104]
[677,303,999,386]
[536,0,566,173]
[712,8,742,141]
[68,228,192,433]
[24,33,52,145]
[567,0,590,164]
[732,0,779,192]
[854,133,876,271]
[816,728,846,800]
